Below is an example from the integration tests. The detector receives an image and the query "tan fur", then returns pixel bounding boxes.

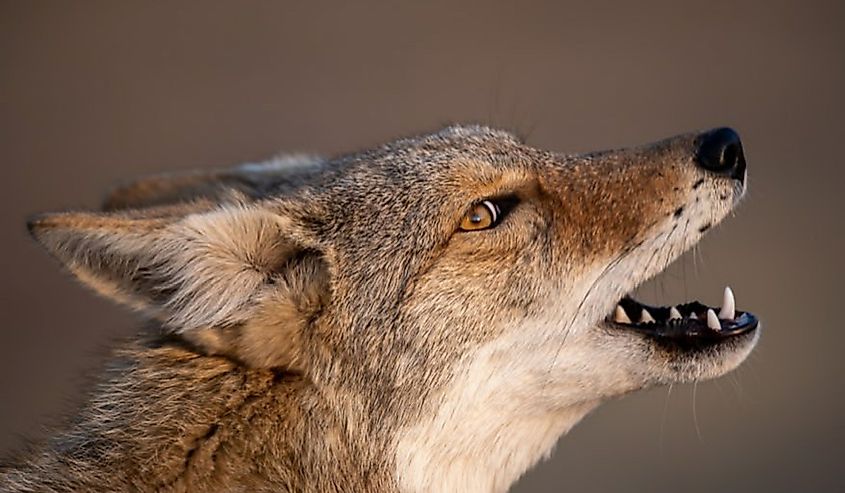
[1,125,758,492]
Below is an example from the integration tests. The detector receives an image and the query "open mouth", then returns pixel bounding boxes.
[608,287,758,342]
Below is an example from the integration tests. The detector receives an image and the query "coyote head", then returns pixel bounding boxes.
[29,125,759,492]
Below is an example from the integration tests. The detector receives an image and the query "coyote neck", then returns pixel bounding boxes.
[1,340,395,492]
[396,402,596,493]
[394,336,600,493]
[3,334,600,493]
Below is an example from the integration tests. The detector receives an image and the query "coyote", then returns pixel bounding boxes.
[1,125,759,492]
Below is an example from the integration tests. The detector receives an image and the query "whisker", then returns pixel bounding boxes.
[692,380,703,443]
[659,383,674,456]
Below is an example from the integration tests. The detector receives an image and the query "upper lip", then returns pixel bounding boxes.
[607,286,759,341]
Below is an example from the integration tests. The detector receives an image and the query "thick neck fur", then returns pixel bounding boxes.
[394,332,600,493]
[2,332,599,493]
[0,337,395,493]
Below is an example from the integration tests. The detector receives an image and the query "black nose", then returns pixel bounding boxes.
[695,127,746,181]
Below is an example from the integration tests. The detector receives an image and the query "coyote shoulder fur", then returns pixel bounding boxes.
[1,125,759,492]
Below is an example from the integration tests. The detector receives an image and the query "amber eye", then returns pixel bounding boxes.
[459,200,501,231]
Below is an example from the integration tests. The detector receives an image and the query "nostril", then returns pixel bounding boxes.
[722,143,739,170]
[695,127,746,180]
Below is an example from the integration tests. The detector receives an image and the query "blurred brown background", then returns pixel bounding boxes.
[1,1,842,491]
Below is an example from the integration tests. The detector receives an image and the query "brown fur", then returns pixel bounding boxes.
[1,125,756,492]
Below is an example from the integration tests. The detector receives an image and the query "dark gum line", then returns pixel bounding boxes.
[609,316,758,341]
[610,297,759,340]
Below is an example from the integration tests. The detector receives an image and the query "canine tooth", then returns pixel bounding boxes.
[669,306,683,320]
[707,309,721,330]
[614,305,632,324]
[719,286,736,320]
[640,308,655,323]
[689,312,698,320]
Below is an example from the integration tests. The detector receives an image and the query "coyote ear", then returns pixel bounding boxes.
[27,205,327,342]
[102,155,324,211]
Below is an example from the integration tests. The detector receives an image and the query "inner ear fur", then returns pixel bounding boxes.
[29,203,330,369]
[185,252,330,369]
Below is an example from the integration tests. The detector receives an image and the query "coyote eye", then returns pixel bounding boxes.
[459,200,501,231]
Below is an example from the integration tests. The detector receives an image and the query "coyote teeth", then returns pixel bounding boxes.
[614,305,632,324]
[707,309,721,330]
[720,286,736,320]
[639,308,655,324]
[669,306,683,320]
